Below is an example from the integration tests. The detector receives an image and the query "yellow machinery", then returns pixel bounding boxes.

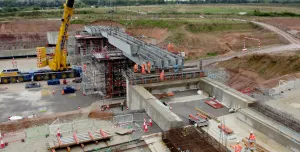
[37,0,75,71]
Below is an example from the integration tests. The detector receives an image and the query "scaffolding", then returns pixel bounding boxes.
[75,33,133,99]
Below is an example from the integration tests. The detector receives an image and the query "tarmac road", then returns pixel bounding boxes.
[186,21,300,67]
[0,81,97,122]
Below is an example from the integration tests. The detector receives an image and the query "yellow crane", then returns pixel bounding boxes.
[37,0,75,71]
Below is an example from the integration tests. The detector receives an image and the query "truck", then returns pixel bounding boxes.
[0,0,81,84]
[188,114,209,127]
[0,67,81,84]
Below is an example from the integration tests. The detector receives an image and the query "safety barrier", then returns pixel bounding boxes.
[26,125,49,139]
[113,114,133,125]
[269,79,300,96]
[2,131,26,143]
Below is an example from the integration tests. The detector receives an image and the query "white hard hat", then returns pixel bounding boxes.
[237,141,240,143]
[250,131,253,134]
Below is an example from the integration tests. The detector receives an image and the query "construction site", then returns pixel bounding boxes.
[1,1,300,152]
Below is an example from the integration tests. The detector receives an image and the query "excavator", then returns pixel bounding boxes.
[0,0,81,84]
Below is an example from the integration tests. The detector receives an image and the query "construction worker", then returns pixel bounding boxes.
[141,62,146,74]
[230,141,243,152]
[248,131,256,150]
[248,131,256,141]
[147,62,151,74]
[133,64,138,73]
[160,70,165,81]
[174,64,179,73]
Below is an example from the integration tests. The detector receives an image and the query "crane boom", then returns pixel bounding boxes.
[37,0,75,71]
[49,0,75,71]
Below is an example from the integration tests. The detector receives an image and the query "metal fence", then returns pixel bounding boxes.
[203,67,230,84]
[269,79,300,96]
[113,114,133,125]
[26,125,49,139]
[2,131,26,143]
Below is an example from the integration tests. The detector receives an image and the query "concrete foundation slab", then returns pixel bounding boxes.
[238,108,300,152]
[203,113,292,152]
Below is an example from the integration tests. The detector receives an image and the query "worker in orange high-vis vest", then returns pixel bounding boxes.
[248,131,256,149]
[147,62,151,74]
[141,62,146,74]
[134,64,138,73]
[249,131,256,141]
[230,141,242,152]
[160,70,165,81]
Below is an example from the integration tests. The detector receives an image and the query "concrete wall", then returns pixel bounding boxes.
[198,77,256,109]
[127,85,184,131]
[237,109,300,152]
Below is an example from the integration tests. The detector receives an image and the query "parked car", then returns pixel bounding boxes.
[62,85,77,94]
[25,82,41,89]
[47,79,60,85]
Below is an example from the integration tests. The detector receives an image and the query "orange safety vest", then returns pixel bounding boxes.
[233,144,242,152]
[134,64,138,73]
[141,64,146,74]
[249,134,256,140]
[147,62,151,73]
[160,71,164,81]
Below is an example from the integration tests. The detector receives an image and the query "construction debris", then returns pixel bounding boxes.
[195,107,220,123]
[115,128,134,135]
[218,124,233,134]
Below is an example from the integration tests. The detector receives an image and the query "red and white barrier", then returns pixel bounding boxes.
[243,37,261,52]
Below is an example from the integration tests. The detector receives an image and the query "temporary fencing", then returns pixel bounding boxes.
[26,125,49,139]
[113,114,133,125]
[2,131,26,143]
[269,79,300,96]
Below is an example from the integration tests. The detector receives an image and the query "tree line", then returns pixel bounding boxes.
[0,0,299,9]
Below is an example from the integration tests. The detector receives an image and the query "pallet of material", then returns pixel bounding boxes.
[46,130,112,150]
[218,125,233,134]
[205,99,224,109]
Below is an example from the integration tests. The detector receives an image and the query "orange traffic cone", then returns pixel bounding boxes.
[149,118,153,127]
[57,128,61,137]
[52,90,55,94]
[61,90,65,95]
[0,137,4,148]
[144,124,148,133]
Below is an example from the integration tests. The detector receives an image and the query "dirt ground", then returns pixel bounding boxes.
[261,17,300,38]
[0,19,123,44]
[0,19,286,58]
[261,17,300,31]
[218,52,300,91]
[127,25,285,59]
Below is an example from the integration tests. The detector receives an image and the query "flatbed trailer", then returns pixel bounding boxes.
[0,67,82,84]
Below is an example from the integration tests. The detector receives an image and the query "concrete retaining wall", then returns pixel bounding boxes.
[198,77,256,109]
[127,85,184,131]
[237,108,300,152]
